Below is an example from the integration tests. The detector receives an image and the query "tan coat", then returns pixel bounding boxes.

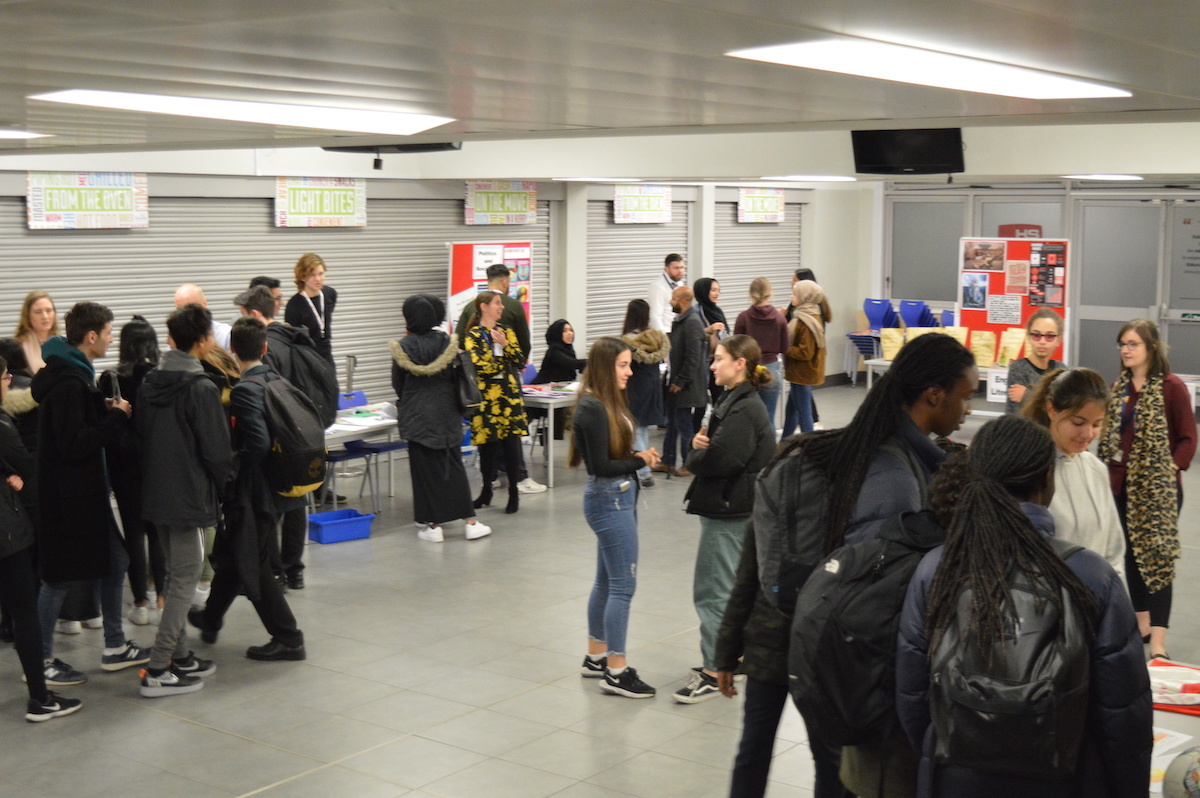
[783,320,825,386]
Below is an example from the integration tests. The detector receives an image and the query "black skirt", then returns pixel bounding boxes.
[408,441,475,525]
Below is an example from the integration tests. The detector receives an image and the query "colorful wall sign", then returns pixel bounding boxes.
[448,242,533,344]
[465,181,537,225]
[614,184,671,224]
[275,177,366,228]
[27,172,148,230]
[737,187,785,223]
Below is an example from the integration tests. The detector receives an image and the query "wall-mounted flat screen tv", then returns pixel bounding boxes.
[851,128,964,175]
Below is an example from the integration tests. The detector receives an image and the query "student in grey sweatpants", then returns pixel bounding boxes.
[136,304,232,697]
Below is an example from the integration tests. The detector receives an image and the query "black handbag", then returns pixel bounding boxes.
[456,351,483,415]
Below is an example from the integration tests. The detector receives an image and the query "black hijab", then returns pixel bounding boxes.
[544,319,576,358]
[402,294,445,334]
[533,319,584,383]
[693,278,726,329]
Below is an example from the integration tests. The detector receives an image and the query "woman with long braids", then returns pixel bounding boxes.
[815,332,976,798]
[897,415,1150,797]
[1023,368,1126,580]
[1098,319,1195,660]
[570,336,661,698]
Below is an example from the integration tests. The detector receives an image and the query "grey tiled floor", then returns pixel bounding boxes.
[1,385,1194,797]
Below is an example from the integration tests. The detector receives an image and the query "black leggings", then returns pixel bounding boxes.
[0,548,48,701]
[1117,492,1175,628]
[479,437,522,488]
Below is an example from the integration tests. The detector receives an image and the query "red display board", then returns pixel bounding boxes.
[957,237,1070,365]
[447,241,533,336]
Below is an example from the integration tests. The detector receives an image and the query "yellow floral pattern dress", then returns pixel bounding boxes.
[465,323,529,445]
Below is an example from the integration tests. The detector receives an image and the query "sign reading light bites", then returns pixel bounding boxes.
[738,187,785,223]
[26,172,148,229]
[274,177,366,228]
[465,181,537,225]
[614,184,671,223]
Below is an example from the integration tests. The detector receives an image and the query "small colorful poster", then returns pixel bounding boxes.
[1005,260,1029,295]
[275,177,366,228]
[737,187,785,223]
[962,273,988,309]
[614,184,672,224]
[962,238,1006,271]
[448,242,533,339]
[27,172,148,230]
[1029,242,1067,307]
[465,181,537,225]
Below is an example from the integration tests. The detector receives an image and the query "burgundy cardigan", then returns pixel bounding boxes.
[1107,372,1198,496]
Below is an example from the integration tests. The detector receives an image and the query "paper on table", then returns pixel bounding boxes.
[1151,753,1173,794]
[1154,726,1194,758]
[881,328,905,361]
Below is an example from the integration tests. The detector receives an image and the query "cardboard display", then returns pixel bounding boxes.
[881,328,905,361]
[997,327,1027,367]
[970,330,996,369]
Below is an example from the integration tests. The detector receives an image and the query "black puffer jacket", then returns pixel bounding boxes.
[0,409,35,561]
[391,332,464,450]
[713,525,790,684]
[684,381,776,519]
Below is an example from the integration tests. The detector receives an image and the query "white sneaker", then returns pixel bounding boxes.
[129,605,151,626]
[81,616,103,629]
[464,521,492,540]
[417,524,444,543]
[517,478,547,494]
[192,583,211,609]
[812,422,825,431]
[55,620,81,635]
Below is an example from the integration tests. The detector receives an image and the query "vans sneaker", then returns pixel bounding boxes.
[101,641,151,672]
[599,667,656,699]
[172,653,216,678]
[43,658,87,687]
[672,669,721,704]
[580,655,607,678]
[25,691,82,722]
[140,665,203,698]
[416,524,444,543]
[464,521,492,540]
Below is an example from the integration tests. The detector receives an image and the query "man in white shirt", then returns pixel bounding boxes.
[646,254,686,332]
[174,284,232,351]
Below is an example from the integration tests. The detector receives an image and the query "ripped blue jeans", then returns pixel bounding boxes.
[584,474,639,656]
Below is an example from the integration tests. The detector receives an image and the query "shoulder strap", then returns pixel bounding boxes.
[1046,536,1085,562]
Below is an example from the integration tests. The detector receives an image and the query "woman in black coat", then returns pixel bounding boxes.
[532,319,585,384]
[390,294,491,543]
[621,299,669,488]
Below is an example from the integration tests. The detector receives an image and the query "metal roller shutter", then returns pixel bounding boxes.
[585,200,690,346]
[0,196,550,404]
[713,202,804,317]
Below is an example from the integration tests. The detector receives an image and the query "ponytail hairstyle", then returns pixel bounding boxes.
[569,337,635,468]
[749,277,772,305]
[1021,367,1108,428]
[466,290,502,330]
[819,332,976,552]
[925,415,1098,656]
[718,334,772,390]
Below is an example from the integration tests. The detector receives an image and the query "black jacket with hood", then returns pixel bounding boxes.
[390,331,464,450]
[0,408,35,561]
[32,336,129,582]
[684,380,776,518]
[136,349,232,528]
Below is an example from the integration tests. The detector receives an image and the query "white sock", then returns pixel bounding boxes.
[607,665,627,676]
[586,653,604,662]
[103,644,128,655]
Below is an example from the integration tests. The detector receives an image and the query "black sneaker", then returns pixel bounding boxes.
[580,655,607,678]
[140,664,204,698]
[173,652,216,678]
[43,658,87,686]
[599,667,656,699]
[25,691,83,722]
[187,608,218,645]
[672,669,721,704]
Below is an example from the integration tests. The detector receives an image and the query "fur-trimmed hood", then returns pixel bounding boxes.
[2,387,37,418]
[623,328,670,364]
[390,332,458,376]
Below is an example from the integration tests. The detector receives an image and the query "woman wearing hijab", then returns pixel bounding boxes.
[781,280,826,439]
[390,295,491,543]
[532,320,585,384]
[693,277,727,430]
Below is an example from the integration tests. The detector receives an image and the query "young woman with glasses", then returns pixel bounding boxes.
[1004,308,1066,415]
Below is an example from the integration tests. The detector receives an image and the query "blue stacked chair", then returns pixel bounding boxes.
[845,299,899,384]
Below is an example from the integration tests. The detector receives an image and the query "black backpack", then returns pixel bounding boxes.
[751,431,838,613]
[285,343,338,428]
[929,537,1090,778]
[242,374,327,497]
[788,510,945,746]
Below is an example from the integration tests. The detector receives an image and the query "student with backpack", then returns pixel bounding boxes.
[673,335,776,704]
[896,415,1151,798]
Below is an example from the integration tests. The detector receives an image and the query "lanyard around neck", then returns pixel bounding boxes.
[302,292,325,334]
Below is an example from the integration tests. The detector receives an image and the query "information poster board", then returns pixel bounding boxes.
[27,172,148,229]
[957,237,1070,369]
[275,177,366,227]
[448,242,533,338]
[614,184,671,223]
[464,181,537,225]
[737,187,785,223]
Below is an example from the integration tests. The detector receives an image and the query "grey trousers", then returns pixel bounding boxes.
[149,526,210,671]
[694,515,748,671]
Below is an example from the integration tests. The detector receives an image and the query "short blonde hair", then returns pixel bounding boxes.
[293,253,326,291]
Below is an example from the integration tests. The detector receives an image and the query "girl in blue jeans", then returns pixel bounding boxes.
[569,336,661,698]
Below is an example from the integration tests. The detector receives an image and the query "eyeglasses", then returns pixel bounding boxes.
[1117,341,1144,350]
[1029,332,1059,342]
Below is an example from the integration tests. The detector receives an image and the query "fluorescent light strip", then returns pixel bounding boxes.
[552,177,643,182]
[728,40,1130,100]
[0,130,51,139]
[1062,174,1143,181]
[760,175,856,182]
[29,90,454,136]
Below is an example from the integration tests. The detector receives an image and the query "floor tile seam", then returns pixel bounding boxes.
[235,733,418,796]
[582,744,734,786]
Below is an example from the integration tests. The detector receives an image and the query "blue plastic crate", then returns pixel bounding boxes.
[308,508,375,544]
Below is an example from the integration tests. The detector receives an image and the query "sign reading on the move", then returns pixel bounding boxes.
[27,172,148,229]
[465,181,537,225]
[275,177,366,228]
